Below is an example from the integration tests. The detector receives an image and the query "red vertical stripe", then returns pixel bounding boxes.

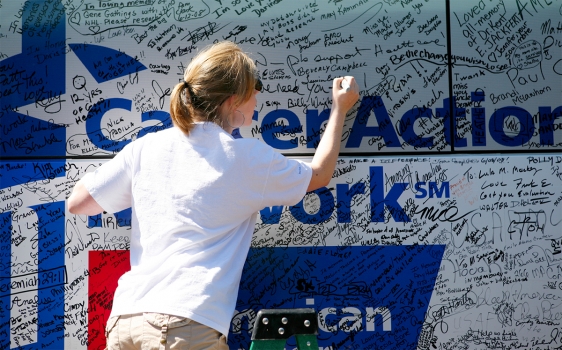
[88,250,131,350]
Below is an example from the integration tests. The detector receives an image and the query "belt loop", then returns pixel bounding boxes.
[160,315,170,346]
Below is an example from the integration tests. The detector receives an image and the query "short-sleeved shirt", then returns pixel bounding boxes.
[83,123,312,336]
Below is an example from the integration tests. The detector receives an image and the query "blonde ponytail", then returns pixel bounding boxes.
[169,41,258,135]
[170,81,197,135]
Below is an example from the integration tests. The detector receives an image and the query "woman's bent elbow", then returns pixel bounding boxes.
[67,182,104,215]
[67,197,82,215]
[307,175,331,192]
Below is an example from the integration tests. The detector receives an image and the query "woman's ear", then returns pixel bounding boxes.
[221,95,237,111]
[223,95,238,109]
[218,95,237,118]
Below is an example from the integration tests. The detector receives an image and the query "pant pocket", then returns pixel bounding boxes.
[105,316,120,338]
[105,316,121,350]
[144,313,192,329]
[216,334,229,350]
[144,313,192,349]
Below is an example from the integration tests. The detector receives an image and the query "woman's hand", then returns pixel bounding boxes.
[307,76,360,192]
[332,76,360,115]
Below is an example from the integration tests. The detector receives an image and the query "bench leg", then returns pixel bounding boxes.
[249,339,287,350]
[249,336,319,350]
[295,334,319,349]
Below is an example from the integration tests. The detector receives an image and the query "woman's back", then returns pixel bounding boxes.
[100,122,311,336]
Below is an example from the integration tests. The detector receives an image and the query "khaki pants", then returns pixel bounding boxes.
[105,313,229,350]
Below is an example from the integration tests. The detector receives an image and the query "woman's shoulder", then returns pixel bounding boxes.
[135,127,178,145]
[121,127,179,157]
[231,135,276,154]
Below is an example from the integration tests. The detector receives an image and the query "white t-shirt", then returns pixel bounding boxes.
[83,123,312,336]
